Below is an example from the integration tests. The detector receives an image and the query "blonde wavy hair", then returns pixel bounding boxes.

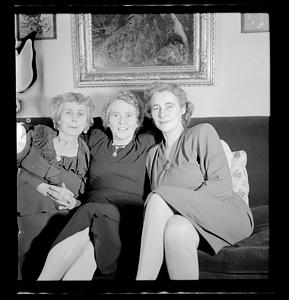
[144,82,194,127]
[49,92,95,132]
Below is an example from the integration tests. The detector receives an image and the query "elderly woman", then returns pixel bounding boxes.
[17,92,94,280]
[38,90,156,280]
[136,82,254,280]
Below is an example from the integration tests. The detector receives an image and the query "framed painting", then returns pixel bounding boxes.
[16,14,57,40]
[71,13,215,87]
[241,13,269,33]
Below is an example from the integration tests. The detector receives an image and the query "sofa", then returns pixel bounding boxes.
[191,116,269,280]
[17,115,269,282]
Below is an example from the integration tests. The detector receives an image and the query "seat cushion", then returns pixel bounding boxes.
[198,205,269,278]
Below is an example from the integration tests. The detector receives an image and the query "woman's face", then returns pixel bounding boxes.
[150,90,185,134]
[58,102,89,138]
[108,99,139,144]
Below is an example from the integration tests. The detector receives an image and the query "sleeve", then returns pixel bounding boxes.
[17,125,50,188]
[77,142,90,196]
[17,130,32,166]
[138,131,157,153]
[146,131,157,149]
[145,144,158,182]
[195,123,233,198]
[88,129,104,149]
[18,168,43,189]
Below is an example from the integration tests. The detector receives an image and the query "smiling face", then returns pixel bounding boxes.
[150,90,185,134]
[58,102,89,138]
[108,99,139,145]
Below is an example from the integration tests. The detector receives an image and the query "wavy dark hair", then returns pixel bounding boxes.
[144,82,194,127]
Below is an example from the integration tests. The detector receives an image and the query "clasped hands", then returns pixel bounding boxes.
[37,182,77,210]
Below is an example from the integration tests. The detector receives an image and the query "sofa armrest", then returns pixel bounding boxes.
[251,205,269,234]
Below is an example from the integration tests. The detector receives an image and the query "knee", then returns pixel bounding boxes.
[164,215,200,248]
[54,228,90,256]
[82,240,94,255]
[145,193,168,213]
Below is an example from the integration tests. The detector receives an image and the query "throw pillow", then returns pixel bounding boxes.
[231,150,249,206]
[220,140,249,205]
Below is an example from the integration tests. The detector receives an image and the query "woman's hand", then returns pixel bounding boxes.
[36,182,51,196]
[48,183,77,210]
[36,182,77,210]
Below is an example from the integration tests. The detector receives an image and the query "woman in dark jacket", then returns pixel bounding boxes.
[17,92,94,280]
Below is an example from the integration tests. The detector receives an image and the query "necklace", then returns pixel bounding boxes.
[54,136,78,161]
[57,136,77,147]
[112,142,126,157]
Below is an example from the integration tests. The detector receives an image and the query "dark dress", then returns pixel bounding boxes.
[146,123,254,254]
[17,125,90,280]
[52,129,156,278]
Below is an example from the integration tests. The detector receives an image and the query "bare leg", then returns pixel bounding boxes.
[38,227,90,280]
[164,215,200,280]
[62,240,97,280]
[136,193,174,280]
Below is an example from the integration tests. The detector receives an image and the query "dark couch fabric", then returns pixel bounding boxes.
[198,205,269,279]
[17,116,269,280]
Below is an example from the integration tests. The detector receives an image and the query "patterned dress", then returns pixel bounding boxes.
[146,123,254,254]
[17,125,90,279]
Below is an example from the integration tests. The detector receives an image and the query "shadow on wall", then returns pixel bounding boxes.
[88,89,119,117]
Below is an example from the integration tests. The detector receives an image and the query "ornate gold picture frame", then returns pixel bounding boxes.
[71,13,215,87]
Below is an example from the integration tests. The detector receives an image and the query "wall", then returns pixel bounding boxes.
[16,13,270,118]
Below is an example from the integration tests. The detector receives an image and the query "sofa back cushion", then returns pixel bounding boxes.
[17,116,269,208]
[188,117,269,208]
